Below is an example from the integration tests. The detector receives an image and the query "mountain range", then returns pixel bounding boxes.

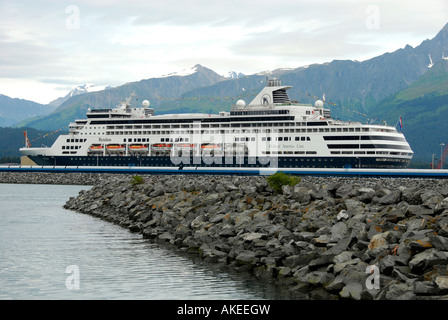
[372,58,448,163]
[49,83,112,107]
[3,23,448,163]
[0,95,56,127]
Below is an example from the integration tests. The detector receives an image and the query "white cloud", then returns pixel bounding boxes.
[0,0,447,103]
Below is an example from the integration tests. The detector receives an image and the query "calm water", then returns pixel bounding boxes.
[0,183,295,300]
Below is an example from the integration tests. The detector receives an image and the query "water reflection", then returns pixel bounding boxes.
[0,184,302,300]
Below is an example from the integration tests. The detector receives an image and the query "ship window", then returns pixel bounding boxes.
[327,144,359,149]
[324,136,360,141]
[361,136,406,142]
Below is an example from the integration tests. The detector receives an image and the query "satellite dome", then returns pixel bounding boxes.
[142,100,150,108]
[314,100,324,108]
[236,100,246,108]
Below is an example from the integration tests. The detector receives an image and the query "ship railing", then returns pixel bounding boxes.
[329,120,363,126]
[89,108,112,113]
[277,102,313,107]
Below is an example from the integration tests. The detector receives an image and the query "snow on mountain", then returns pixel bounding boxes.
[160,65,199,78]
[159,65,245,80]
[68,83,111,97]
[255,67,296,76]
[49,83,111,107]
[224,71,245,79]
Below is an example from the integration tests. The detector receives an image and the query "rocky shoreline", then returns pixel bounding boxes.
[61,174,448,300]
[0,171,116,185]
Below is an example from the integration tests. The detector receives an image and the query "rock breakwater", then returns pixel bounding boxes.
[0,171,115,185]
[64,174,448,300]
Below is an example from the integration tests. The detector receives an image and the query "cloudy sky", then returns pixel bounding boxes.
[1,0,447,104]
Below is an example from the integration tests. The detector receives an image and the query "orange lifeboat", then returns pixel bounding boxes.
[175,143,195,148]
[201,144,221,149]
[152,143,172,148]
[129,144,149,152]
[106,144,125,152]
[89,145,104,152]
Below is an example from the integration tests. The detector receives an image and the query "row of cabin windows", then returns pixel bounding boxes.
[161,137,190,142]
[330,151,410,156]
[98,127,391,136]
[96,127,378,137]
[78,120,396,133]
[260,136,311,142]
[66,138,87,143]
[262,151,317,155]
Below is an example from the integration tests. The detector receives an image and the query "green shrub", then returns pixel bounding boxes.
[130,175,145,185]
[266,171,300,194]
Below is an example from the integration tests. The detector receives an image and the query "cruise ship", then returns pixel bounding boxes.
[20,79,413,170]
